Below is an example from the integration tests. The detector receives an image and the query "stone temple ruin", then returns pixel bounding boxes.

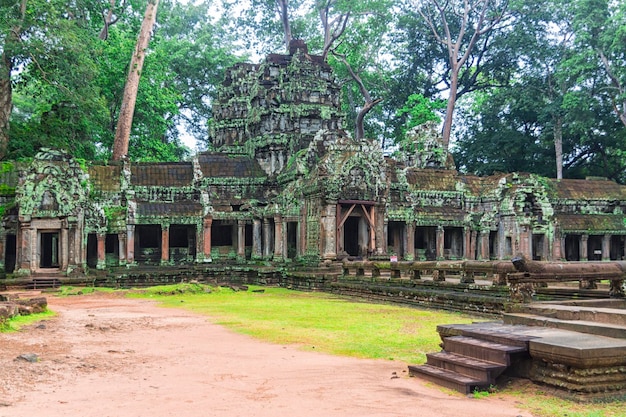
[4,43,626,274]
[1,41,626,401]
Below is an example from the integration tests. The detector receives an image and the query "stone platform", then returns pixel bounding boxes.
[410,299,626,402]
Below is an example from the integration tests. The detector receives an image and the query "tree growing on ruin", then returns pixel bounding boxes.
[112,0,159,161]
[410,0,511,150]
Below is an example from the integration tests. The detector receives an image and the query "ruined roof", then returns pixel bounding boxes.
[197,153,266,179]
[551,178,626,200]
[556,214,626,233]
[136,201,203,217]
[413,206,466,225]
[405,169,460,192]
[89,165,122,192]
[131,163,194,187]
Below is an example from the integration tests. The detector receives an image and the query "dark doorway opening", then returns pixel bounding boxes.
[87,233,97,268]
[489,231,498,260]
[40,231,60,268]
[344,216,359,256]
[4,234,16,273]
[565,235,580,261]
[587,235,603,261]
[286,222,297,259]
[169,224,196,262]
[415,226,436,260]
[106,234,119,266]
[532,234,545,261]
[135,225,161,263]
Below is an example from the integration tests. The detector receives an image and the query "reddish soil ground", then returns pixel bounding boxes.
[0,292,533,417]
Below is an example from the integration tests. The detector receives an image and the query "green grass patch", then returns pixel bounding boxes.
[131,284,477,364]
[57,286,116,296]
[1,309,56,333]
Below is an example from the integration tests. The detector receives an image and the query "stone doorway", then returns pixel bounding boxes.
[336,201,375,258]
[39,231,60,268]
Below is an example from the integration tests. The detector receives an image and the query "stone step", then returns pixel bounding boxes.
[408,364,489,394]
[503,313,626,339]
[443,336,527,366]
[426,351,507,382]
[437,323,532,348]
[28,278,61,290]
[515,304,626,326]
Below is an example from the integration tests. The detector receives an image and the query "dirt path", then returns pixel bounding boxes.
[0,292,532,417]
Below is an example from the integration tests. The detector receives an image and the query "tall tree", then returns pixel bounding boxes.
[408,0,512,149]
[0,0,27,159]
[112,0,159,161]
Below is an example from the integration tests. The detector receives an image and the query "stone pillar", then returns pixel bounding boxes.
[372,207,383,255]
[519,224,531,259]
[479,231,490,260]
[263,218,272,258]
[436,226,444,260]
[465,228,473,260]
[126,224,135,264]
[118,232,127,266]
[252,219,263,259]
[19,220,32,272]
[405,222,415,261]
[580,234,588,261]
[602,234,610,261]
[274,215,284,260]
[237,220,246,259]
[60,220,69,271]
[203,217,212,262]
[97,233,106,269]
[0,231,5,271]
[321,204,337,260]
[161,224,170,264]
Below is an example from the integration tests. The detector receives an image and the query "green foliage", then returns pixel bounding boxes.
[0,309,55,333]
[395,93,446,141]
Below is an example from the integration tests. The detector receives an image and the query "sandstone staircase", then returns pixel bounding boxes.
[408,326,529,394]
[502,299,626,339]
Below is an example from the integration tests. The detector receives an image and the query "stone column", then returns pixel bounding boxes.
[580,234,588,261]
[126,224,135,264]
[203,217,212,262]
[263,218,272,258]
[436,226,445,260]
[374,206,384,255]
[465,228,473,260]
[273,215,284,260]
[118,232,127,266]
[97,233,106,270]
[252,219,263,259]
[18,220,32,272]
[479,231,490,260]
[161,224,170,264]
[405,222,415,261]
[321,204,337,260]
[518,224,531,259]
[237,220,246,259]
[0,231,4,271]
[602,234,610,261]
[60,220,69,271]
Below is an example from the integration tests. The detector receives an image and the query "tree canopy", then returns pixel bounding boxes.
[0,0,624,181]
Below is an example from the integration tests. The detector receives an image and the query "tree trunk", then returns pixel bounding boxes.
[277,0,292,52]
[441,70,459,149]
[554,115,563,179]
[0,52,11,159]
[0,0,27,160]
[112,0,159,161]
